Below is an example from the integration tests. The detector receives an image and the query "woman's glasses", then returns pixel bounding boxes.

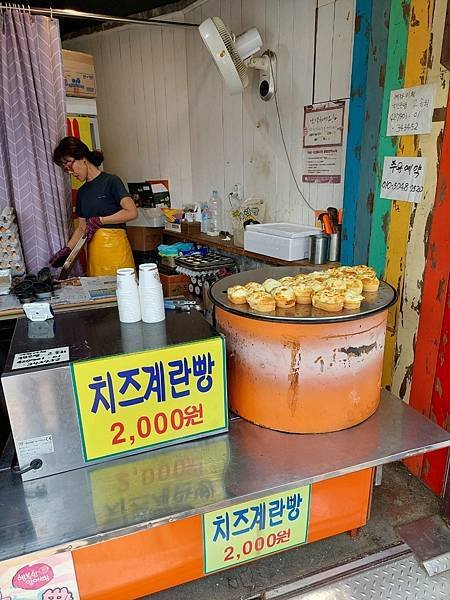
[61,158,76,173]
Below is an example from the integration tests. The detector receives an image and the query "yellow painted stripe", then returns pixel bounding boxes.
[382,0,436,388]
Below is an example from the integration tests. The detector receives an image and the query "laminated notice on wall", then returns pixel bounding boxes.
[387,84,436,136]
[380,156,426,203]
[303,101,345,183]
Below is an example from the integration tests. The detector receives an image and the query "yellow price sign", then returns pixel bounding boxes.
[71,337,227,461]
[202,485,311,573]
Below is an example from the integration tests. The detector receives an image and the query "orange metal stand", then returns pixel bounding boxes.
[73,469,373,599]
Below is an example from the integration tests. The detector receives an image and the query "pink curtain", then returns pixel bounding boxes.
[0,10,71,273]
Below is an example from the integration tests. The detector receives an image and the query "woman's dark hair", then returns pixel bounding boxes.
[53,136,104,167]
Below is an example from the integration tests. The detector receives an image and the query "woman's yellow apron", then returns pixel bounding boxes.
[87,228,134,276]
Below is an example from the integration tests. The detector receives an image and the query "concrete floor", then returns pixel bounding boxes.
[144,462,441,600]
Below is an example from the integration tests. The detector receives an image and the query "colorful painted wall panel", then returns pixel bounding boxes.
[421,277,450,495]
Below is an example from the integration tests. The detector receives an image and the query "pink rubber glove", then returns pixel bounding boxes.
[49,246,71,268]
[85,217,102,242]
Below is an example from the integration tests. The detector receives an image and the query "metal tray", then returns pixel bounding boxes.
[209,266,397,323]
[175,253,236,271]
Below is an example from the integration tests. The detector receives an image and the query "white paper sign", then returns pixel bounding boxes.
[17,434,54,464]
[303,102,345,146]
[303,147,342,183]
[303,101,345,183]
[380,156,426,203]
[387,84,436,136]
[12,346,69,370]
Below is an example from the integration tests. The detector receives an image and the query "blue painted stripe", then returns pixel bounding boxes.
[341,0,372,265]
[353,0,391,265]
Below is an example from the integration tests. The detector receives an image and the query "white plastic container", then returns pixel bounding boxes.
[127,207,164,228]
[244,223,320,261]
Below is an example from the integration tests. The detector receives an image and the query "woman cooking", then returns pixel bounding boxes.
[50,136,138,276]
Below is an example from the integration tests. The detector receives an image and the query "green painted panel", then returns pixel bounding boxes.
[368,0,410,277]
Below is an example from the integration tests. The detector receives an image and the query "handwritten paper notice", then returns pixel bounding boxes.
[380,156,426,203]
[303,101,345,183]
[387,84,436,136]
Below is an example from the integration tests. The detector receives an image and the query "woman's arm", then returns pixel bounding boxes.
[99,196,138,226]
[67,218,86,248]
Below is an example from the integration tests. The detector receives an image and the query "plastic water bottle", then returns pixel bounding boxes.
[207,190,221,236]
[201,200,209,233]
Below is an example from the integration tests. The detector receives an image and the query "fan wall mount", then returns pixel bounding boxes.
[199,16,276,100]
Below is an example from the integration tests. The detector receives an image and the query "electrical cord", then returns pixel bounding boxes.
[270,59,316,213]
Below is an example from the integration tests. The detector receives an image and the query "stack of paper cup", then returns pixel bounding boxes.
[139,263,166,323]
[116,268,141,323]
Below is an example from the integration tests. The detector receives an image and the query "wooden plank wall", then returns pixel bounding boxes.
[63,16,193,208]
[341,0,392,266]
[340,0,371,266]
[391,0,449,402]
[65,1,356,223]
[183,0,355,228]
[341,0,449,492]
[367,0,410,278]
[407,94,450,482]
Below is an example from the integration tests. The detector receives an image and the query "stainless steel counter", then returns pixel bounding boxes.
[0,391,449,562]
[1,307,225,480]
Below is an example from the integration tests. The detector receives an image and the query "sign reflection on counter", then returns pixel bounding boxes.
[202,485,311,573]
[90,436,230,527]
[71,337,227,461]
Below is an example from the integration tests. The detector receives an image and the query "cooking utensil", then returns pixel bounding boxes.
[318,212,334,235]
[326,207,339,232]
[58,236,87,280]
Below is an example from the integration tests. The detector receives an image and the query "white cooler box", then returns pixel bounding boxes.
[244,223,321,261]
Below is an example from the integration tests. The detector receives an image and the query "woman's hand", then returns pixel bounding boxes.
[85,216,103,242]
[50,246,71,267]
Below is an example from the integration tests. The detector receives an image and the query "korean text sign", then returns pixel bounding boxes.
[71,337,227,461]
[380,156,426,203]
[202,485,311,573]
[387,84,436,136]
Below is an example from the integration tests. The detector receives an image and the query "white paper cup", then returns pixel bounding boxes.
[139,282,165,323]
[139,263,161,287]
[117,268,137,290]
[116,286,141,323]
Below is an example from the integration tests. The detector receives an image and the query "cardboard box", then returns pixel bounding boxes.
[160,273,190,298]
[62,50,96,98]
[165,222,182,233]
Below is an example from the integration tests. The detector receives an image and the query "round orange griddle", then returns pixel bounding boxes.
[210,267,396,434]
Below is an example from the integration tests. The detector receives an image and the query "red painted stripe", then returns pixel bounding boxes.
[73,118,80,138]
[421,278,450,495]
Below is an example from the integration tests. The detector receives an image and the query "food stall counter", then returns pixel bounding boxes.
[0,392,449,599]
